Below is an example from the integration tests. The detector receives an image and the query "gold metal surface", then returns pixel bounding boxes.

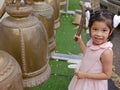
[0,3,51,88]
[0,50,23,90]
[45,0,60,29]
[32,1,56,52]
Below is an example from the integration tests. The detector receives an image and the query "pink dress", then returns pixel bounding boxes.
[68,39,113,90]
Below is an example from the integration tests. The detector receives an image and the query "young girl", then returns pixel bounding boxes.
[68,9,120,90]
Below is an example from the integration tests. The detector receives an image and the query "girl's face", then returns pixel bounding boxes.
[90,21,111,45]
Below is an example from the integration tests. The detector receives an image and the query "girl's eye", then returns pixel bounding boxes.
[102,29,107,32]
[93,28,98,31]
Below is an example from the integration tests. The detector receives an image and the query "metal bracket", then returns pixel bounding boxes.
[50,51,82,61]
[60,0,75,14]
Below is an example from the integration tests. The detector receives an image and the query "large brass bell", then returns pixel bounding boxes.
[0,50,23,90]
[0,1,50,88]
[32,0,56,53]
[45,0,60,29]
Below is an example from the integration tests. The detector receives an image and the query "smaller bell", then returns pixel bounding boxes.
[45,0,60,29]
[72,10,82,25]
[0,50,23,90]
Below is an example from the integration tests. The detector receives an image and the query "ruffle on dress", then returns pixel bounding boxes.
[87,39,113,50]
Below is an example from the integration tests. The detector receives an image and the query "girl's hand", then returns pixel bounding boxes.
[75,70,86,79]
[74,34,81,43]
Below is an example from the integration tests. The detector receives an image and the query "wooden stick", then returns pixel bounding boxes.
[74,1,86,41]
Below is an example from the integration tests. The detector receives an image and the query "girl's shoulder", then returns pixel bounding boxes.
[100,46,113,63]
[102,47,113,56]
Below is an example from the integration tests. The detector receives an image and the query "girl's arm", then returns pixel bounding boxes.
[75,48,113,80]
[74,35,86,55]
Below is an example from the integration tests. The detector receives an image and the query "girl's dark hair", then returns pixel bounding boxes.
[88,9,114,41]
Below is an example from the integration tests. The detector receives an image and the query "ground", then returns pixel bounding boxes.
[112,26,120,76]
[111,26,120,90]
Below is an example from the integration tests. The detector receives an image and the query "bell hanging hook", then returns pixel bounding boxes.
[16,0,20,10]
[16,0,33,10]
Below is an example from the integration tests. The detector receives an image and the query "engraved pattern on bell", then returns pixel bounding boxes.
[0,3,51,88]
[45,0,60,29]
[0,50,23,90]
[32,1,56,52]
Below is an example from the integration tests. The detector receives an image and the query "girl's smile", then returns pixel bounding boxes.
[90,21,111,45]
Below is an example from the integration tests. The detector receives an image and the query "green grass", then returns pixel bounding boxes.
[58,0,86,54]
[60,0,85,10]
[55,14,86,54]
[33,60,74,90]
